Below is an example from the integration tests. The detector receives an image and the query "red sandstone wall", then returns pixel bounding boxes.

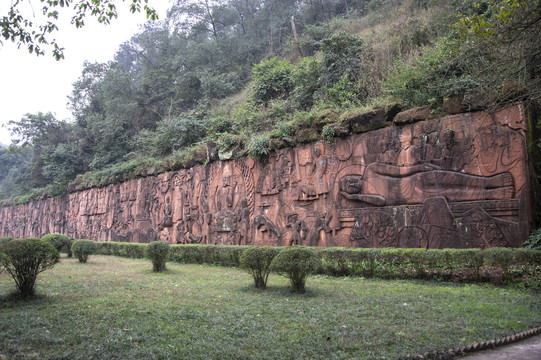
[0,104,532,248]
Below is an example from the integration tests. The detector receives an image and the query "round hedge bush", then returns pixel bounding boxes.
[71,239,97,263]
[147,241,170,272]
[240,246,280,289]
[42,233,73,257]
[0,237,13,245]
[0,237,60,296]
[270,246,321,293]
[0,251,7,275]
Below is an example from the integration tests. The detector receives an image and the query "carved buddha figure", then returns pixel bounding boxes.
[339,163,514,206]
[396,128,419,167]
[217,175,234,210]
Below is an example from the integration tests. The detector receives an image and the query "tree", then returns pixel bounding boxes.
[1,0,158,60]
[8,112,76,187]
[168,0,224,43]
[0,238,60,297]
[0,145,32,200]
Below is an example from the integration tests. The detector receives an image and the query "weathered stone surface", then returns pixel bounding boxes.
[296,128,319,144]
[443,95,465,115]
[0,104,532,248]
[206,141,219,162]
[384,101,403,120]
[393,106,434,124]
[341,108,389,133]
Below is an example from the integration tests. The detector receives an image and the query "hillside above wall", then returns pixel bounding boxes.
[0,104,535,248]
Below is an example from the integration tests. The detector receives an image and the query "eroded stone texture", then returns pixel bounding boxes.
[0,104,532,248]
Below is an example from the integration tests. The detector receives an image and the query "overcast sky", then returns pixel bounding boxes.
[0,1,171,146]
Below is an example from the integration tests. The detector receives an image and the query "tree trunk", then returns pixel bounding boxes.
[290,15,303,57]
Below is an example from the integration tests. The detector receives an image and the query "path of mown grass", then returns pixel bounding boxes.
[0,255,540,360]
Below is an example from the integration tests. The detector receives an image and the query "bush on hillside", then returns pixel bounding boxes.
[42,233,73,257]
[0,237,60,296]
[240,246,281,289]
[252,57,294,105]
[71,239,97,263]
[291,57,322,109]
[147,241,170,272]
[270,246,321,293]
[246,134,270,159]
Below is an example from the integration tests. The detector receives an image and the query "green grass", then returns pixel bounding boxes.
[1,255,540,359]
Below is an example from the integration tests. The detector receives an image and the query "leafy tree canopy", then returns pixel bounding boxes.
[1,0,158,60]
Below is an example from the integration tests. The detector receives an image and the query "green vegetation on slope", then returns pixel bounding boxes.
[1,0,539,211]
[0,255,540,359]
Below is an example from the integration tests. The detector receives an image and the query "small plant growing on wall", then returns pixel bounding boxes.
[240,246,281,289]
[321,125,336,143]
[0,238,60,297]
[270,246,321,293]
[246,134,270,159]
[147,241,170,272]
[72,239,97,263]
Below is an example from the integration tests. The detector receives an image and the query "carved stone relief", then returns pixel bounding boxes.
[0,104,532,248]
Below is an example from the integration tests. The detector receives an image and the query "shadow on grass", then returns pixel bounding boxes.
[238,284,326,298]
[0,290,54,309]
[142,267,183,276]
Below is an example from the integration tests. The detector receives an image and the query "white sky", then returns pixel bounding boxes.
[0,1,171,146]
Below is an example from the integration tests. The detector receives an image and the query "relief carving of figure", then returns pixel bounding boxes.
[308,211,333,247]
[213,197,237,245]
[160,196,174,228]
[216,175,235,210]
[286,214,307,246]
[253,214,281,243]
[186,212,203,244]
[339,163,514,207]
[396,127,419,167]
[175,221,187,244]
[350,211,396,248]
[201,202,213,245]
[236,199,251,245]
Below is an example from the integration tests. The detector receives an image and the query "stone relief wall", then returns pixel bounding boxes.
[0,104,532,248]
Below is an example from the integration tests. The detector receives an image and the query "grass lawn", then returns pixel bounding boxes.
[0,255,540,360]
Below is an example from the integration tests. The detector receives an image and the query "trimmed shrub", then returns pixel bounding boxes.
[483,247,515,282]
[0,251,7,274]
[41,233,73,257]
[169,244,249,267]
[147,241,170,272]
[65,240,540,286]
[71,239,97,263]
[0,237,13,245]
[240,246,281,289]
[94,241,147,258]
[0,237,60,296]
[271,246,321,292]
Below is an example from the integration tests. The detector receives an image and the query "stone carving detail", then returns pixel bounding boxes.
[0,104,532,248]
[350,211,396,248]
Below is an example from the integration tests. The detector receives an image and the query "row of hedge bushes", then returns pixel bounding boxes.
[316,247,541,284]
[90,242,541,287]
[3,237,541,295]
[93,242,250,267]
[1,236,167,297]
